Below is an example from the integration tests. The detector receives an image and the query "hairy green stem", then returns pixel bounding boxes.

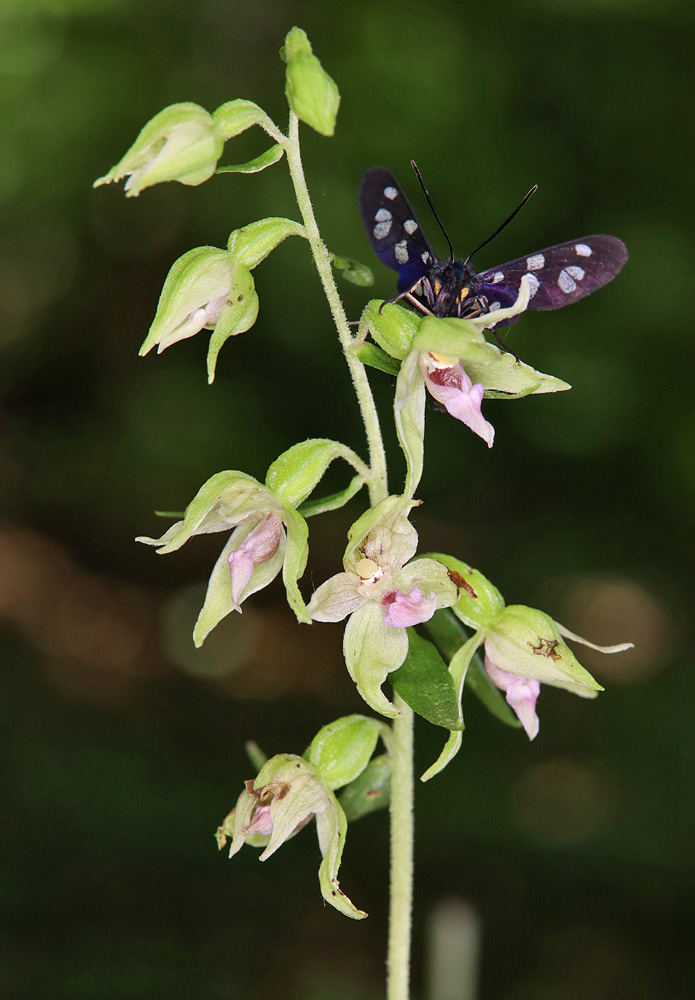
[284,112,388,506]
[388,692,414,1000]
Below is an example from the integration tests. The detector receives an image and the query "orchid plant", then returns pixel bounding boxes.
[95,27,632,1000]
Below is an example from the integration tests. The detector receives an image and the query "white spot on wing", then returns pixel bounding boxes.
[403,219,418,235]
[373,208,392,239]
[491,271,505,284]
[394,240,409,265]
[421,252,431,263]
[558,268,577,294]
[527,274,540,298]
[566,265,585,281]
[526,253,545,270]
[575,243,592,257]
[384,186,398,200]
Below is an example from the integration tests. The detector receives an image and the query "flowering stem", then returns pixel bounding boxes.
[284,112,388,506]
[388,691,414,1000]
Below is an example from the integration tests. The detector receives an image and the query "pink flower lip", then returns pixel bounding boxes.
[382,586,437,628]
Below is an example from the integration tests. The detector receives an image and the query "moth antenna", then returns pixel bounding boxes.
[410,160,455,262]
[464,185,538,266]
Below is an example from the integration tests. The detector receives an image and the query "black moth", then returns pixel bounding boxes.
[359,164,628,334]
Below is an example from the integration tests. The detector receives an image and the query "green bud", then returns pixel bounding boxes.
[265,438,368,509]
[94,102,224,197]
[281,27,340,137]
[227,217,307,269]
[306,715,382,791]
[212,98,281,140]
[425,554,505,630]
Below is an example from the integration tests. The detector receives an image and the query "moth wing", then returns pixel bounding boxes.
[359,167,435,290]
[479,235,628,311]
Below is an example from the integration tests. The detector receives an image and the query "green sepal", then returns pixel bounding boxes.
[298,474,366,518]
[330,254,374,287]
[227,217,307,269]
[216,144,284,174]
[278,505,310,624]
[423,553,505,630]
[361,299,419,361]
[420,731,462,784]
[265,438,368,509]
[212,98,281,140]
[423,609,520,728]
[412,316,497,364]
[464,348,572,399]
[245,740,268,770]
[206,264,259,383]
[343,601,407,718]
[281,28,340,137]
[316,797,366,919]
[338,754,391,821]
[391,629,462,730]
[306,715,381,791]
[394,350,425,499]
[353,342,401,376]
[137,471,269,553]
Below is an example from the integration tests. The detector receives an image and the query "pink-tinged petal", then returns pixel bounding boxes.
[382,586,437,628]
[485,655,541,740]
[307,572,364,622]
[228,514,283,611]
[244,804,274,836]
[424,361,495,448]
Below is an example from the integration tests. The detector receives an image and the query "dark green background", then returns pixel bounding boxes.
[1,1,693,998]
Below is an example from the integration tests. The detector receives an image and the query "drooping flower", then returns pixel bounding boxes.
[307,497,462,716]
[137,470,310,642]
[216,753,365,919]
[94,102,225,198]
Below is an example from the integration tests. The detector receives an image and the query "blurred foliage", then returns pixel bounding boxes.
[1,0,694,998]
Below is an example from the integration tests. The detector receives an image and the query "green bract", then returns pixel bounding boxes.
[94,102,224,197]
[281,28,340,137]
[217,754,365,920]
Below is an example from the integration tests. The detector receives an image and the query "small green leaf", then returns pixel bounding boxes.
[212,99,281,140]
[227,217,307,269]
[391,630,462,729]
[330,254,374,287]
[339,754,391,821]
[354,342,401,376]
[298,473,366,518]
[265,438,368,508]
[282,28,340,137]
[307,715,381,791]
[216,144,285,174]
[361,299,419,361]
